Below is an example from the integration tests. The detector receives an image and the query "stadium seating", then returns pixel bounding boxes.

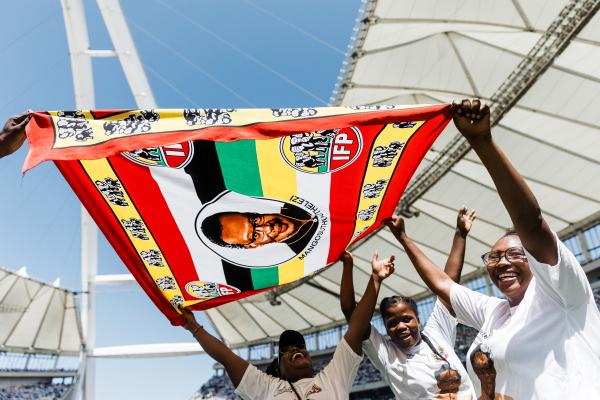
[0,382,71,400]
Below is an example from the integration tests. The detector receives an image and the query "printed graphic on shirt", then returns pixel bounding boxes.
[434,364,462,398]
[306,383,322,396]
[470,343,513,400]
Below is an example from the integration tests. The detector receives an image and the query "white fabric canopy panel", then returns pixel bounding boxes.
[0,267,82,356]
[204,0,600,347]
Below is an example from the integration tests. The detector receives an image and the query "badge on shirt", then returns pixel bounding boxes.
[306,384,322,396]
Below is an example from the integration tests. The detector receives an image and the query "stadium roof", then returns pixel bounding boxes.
[0,267,82,356]
[205,0,600,347]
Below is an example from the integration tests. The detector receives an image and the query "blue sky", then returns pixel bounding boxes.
[0,0,361,398]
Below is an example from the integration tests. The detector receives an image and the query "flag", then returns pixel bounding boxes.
[25,105,452,325]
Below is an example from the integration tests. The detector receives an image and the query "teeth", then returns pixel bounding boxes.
[291,353,303,360]
[498,272,518,280]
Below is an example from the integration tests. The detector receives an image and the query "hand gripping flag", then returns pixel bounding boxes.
[24,105,452,325]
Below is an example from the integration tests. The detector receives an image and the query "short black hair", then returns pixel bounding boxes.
[200,212,244,249]
[503,227,519,238]
[265,357,280,377]
[379,295,419,320]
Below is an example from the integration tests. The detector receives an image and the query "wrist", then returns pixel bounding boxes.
[189,323,203,336]
[464,132,493,148]
[456,228,468,239]
[397,233,409,245]
[371,274,383,285]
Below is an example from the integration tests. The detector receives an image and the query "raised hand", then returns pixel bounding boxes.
[452,99,490,141]
[384,215,406,241]
[456,207,476,237]
[341,250,353,266]
[179,306,199,331]
[371,251,395,283]
[0,111,31,158]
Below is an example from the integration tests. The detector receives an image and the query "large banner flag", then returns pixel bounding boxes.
[24,105,451,324]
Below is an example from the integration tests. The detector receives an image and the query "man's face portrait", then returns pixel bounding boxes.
[216,212,298,248]
[195,191,321,267]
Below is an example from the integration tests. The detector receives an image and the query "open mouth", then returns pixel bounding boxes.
[291,352,304,361]
[497,271,519,282]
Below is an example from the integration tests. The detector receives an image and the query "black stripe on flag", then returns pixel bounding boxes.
[184,140,254,291]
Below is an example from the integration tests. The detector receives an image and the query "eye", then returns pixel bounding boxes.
[507,248,525,257]
[487,253,500,262]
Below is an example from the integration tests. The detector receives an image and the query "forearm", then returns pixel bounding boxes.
[399,235,453,304]
[189,324,248,387]
[344,276,380,354]
[444,230,466,283]
[468,136,556,262]
[340,264,357,322]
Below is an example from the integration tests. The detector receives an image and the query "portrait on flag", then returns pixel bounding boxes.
[24,104,452,324]
[195,190,321,267]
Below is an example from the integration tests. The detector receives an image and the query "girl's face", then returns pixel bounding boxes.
[383,302,421,350]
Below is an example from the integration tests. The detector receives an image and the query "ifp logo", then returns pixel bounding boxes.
[122,142,194,169]
[279,127,363,174]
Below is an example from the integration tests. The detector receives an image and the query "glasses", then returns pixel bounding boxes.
[481,246,526,267]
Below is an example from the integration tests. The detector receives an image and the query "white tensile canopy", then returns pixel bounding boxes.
[0,267,82,356]
[204,0,600,347]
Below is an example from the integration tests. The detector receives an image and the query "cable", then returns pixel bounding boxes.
[0,9,61,55]
[143,63,200,107]
[154,0,328,105]
[0,55,67,112]
[241,0,345,55]
[129,18,256,107]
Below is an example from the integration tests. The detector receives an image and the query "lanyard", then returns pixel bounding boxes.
[421,334,451,369]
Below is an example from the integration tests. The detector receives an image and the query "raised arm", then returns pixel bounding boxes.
[0,112,30,159]
[386,216,454,306]
[454,99,557,264]
[444,207,476,283]
[339,251,356,322]
[344,252,395,355]
[180,307,249,387]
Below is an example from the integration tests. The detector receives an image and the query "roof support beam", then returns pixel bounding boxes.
[398,0,600,212]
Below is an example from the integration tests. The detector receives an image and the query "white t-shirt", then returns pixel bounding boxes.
[450,234,600,399]
[235,337,362,399]
[363,300,476,399]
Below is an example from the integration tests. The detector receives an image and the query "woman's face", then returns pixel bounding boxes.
[383,302,421,350]
[486,235,533,306]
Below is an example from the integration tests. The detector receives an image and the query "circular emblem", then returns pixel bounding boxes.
[185,281,241,300]
[279,127,363,174]
[122,141,194,169]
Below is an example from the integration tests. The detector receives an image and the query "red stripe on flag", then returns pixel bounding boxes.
[374,111,452,224]
[54,159,185,325]
[326,124,387,264]
[108,155,200,300]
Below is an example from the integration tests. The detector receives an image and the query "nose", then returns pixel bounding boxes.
[496,254,512,266]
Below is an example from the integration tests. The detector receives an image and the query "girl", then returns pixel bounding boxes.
[340,207,477,399]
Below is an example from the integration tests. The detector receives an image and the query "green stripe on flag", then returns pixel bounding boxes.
[215,140,280,289]
[215,141,263,197]
[251,266,279,289]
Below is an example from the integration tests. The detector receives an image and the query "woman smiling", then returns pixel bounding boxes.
[391,99,600,399]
